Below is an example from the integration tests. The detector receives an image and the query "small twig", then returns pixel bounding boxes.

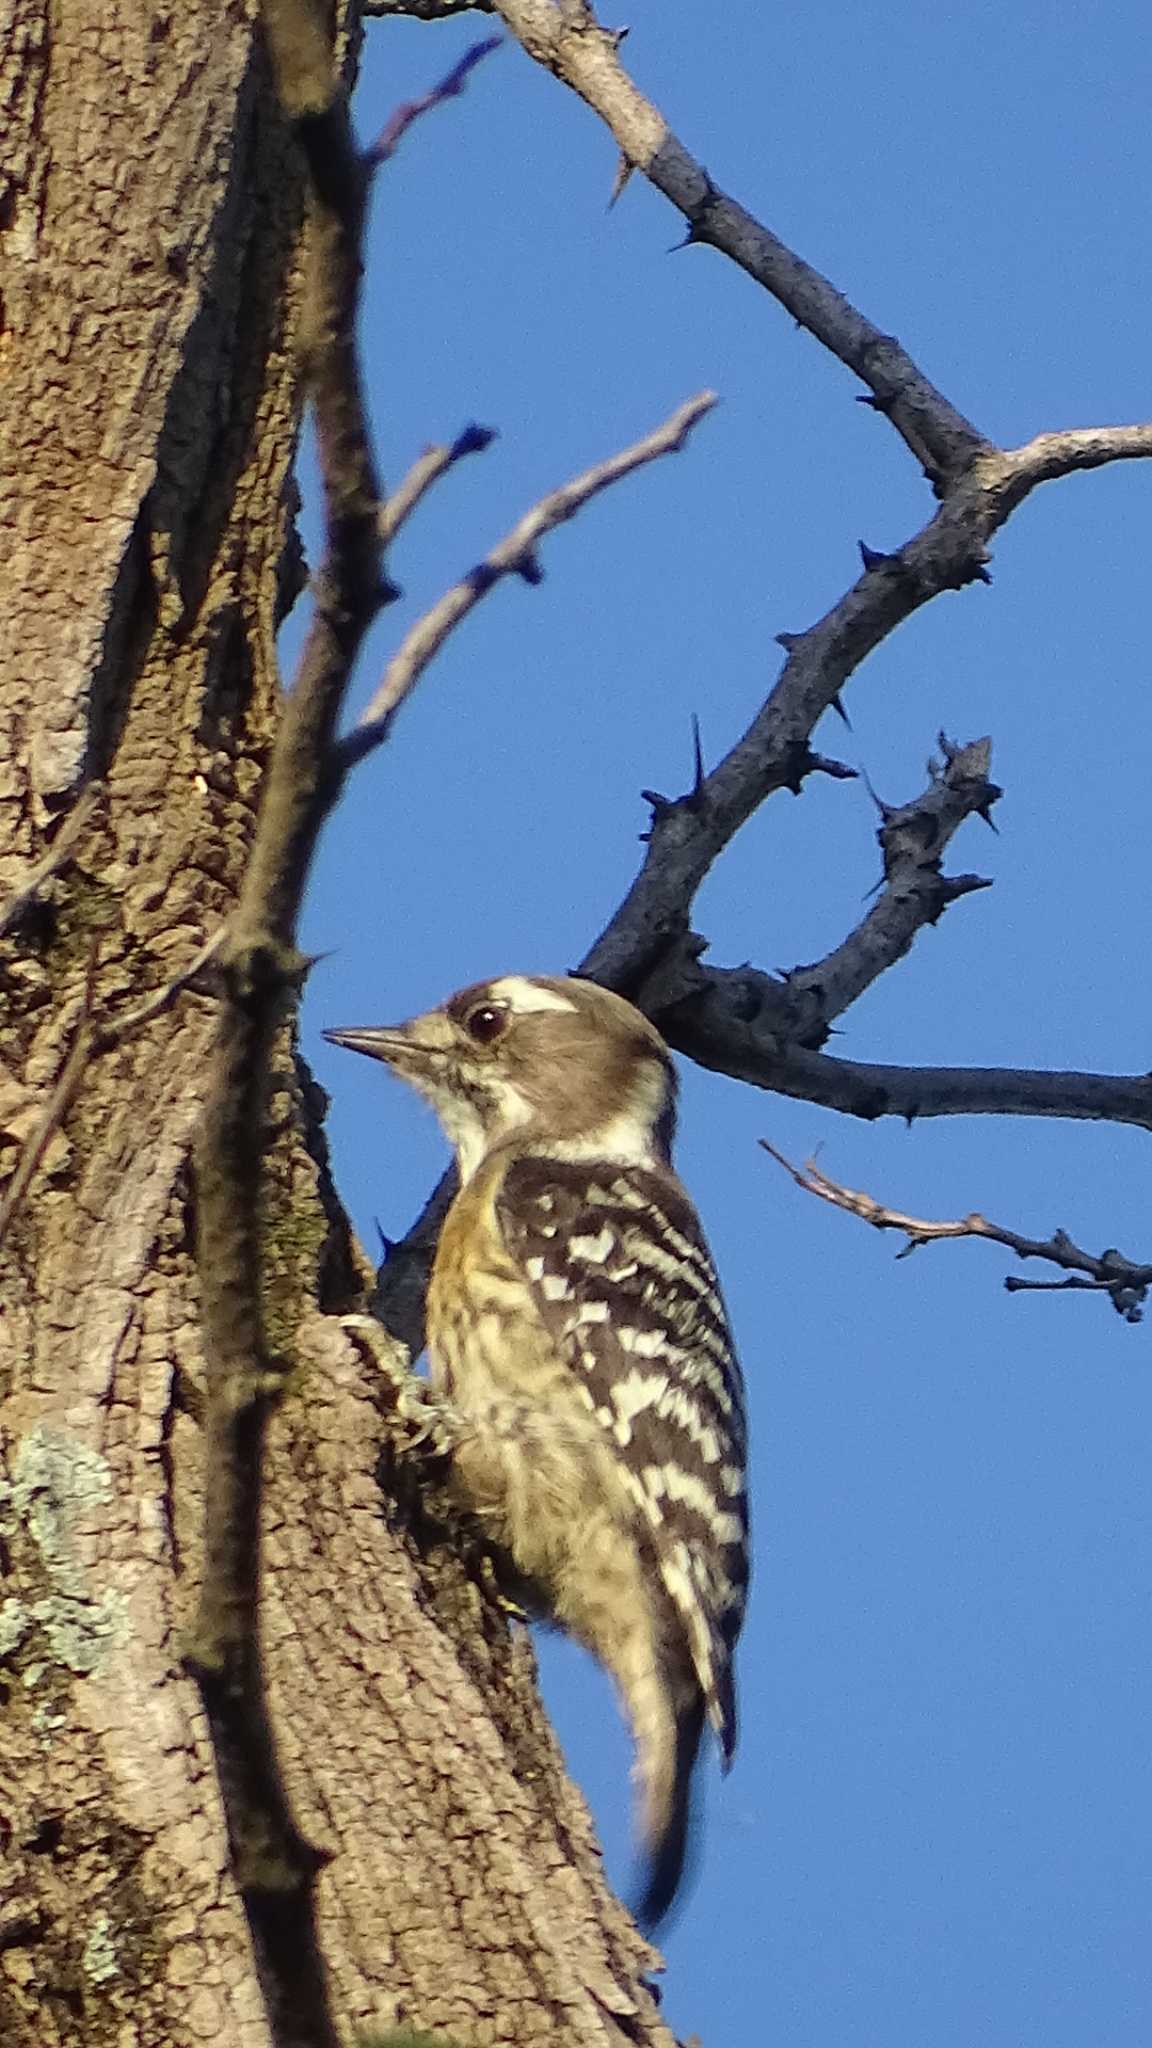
[998,423,1152,506]
[378,422,496,548]
[336,391,717,773]
[759,1141,1152,1323]
[0,934,227,1247]
[98,931,224,1048]
[368,35,502,164]
[0,940,101,1251]
[0,783,105,938]
[364,0,494,15]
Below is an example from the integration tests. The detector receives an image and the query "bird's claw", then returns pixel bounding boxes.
[339,1313,461,1460]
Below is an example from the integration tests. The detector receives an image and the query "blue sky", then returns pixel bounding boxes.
[296,6,1151,2041]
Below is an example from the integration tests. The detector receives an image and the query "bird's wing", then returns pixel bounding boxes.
[495,1152,749,1754]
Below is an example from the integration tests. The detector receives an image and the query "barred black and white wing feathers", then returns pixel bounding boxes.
[496,1155,749,1757]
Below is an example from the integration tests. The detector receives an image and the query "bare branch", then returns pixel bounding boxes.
[369,35,503,163]
[477,4,1150,1019]
[99,931,225,1048]
[187,5,395,2041]
[582,425,1150,1000]
[376,1051,1152,1355]
[492,0,988,482]
[616,732,999,1069]
[787,733,999,1023]
[672,1025,1152,1133]
[0,782,105,938]
[759,1142,1152,1323]
[998,423,1152,504]
[378,421,497,548]
[365,0,493,14]
[0,931,229,1245]
[183,22,712,2026]
[360,10,1152,1362]
[0,940,100,1252]
[335,390,718,774]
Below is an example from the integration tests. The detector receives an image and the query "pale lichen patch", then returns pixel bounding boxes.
[81,1908,120,1985]
[1,1427,129,1675]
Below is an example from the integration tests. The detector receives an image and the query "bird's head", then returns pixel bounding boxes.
[324,973,677,1182]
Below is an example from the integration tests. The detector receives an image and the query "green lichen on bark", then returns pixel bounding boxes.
[81,1910,120,1986]
[0,1427,129,1677]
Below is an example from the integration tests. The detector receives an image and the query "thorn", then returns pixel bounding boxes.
[376,1222,396,1258]
[775,630,802,651]
[608,152,634,208]
[973,564,993,585]
[284,948,317,989]
[639,787,673,839]
[515,553,545,586]
[857,765,890,818]
[668,225,698,252]
[830,693,852,729]
[467,561,499,597]
[641,787,673,817]
[856,390,895,415]
[938,873,994,905]
[782,740,812,794]
[380,574,403,605]
[452,422,497,458]
[808,752,858,783]
[858,541,894,571]
[690,715,706,806]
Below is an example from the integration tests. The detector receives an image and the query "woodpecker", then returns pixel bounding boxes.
[325,974,748,1927]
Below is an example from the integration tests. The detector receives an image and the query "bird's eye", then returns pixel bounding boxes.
[463,1002,507,1045]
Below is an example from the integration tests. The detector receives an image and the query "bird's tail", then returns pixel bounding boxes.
[632,1679,705,1932]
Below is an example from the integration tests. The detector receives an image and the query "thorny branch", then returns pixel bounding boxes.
[473,0,1152,1115]
[186,3,397,2041]
[612,732,1152,1133]
[693,1045,1152,1134]
[491,1,1152,488]
[179,12,720,2040]
[760,1144,1152,1324]
[490,0,978,480]
[579,437,1152,1014]
[369,0,1152,1342]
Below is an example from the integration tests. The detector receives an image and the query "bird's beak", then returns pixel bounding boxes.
[322,1024,414,1066]
[323,1022,455,1088]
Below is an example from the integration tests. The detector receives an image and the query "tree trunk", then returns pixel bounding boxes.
[0,6,672,2041]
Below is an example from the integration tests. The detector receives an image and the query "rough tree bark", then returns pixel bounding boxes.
[0,5,671,2044]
